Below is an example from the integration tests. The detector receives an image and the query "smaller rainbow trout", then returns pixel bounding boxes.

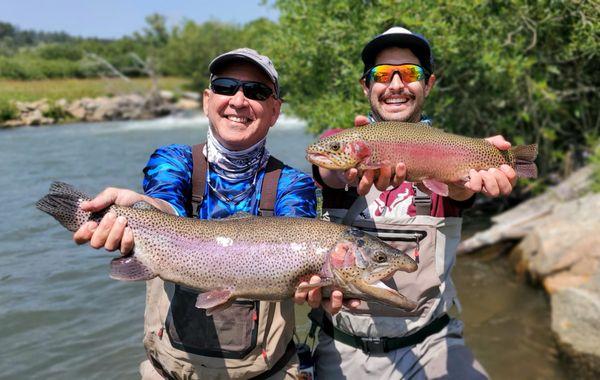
[37,182,418,313]
[306,122,538,196]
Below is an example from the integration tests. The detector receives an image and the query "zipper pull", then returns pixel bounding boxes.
[413,234,421,264]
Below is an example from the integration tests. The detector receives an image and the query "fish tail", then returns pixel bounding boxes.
[36,181,104,232]
[511,144,538,178]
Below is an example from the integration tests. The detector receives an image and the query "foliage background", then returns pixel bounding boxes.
[0,0,598,181]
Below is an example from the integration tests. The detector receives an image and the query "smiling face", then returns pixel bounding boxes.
[361,47,436,123]
[203,61,282,151]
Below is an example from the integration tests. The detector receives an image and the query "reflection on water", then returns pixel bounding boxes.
[0,115,566,379]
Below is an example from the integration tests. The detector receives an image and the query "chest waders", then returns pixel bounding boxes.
[143,144,296,380]
[309,186,462,354]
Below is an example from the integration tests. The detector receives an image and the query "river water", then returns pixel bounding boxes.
[0,115,567,379]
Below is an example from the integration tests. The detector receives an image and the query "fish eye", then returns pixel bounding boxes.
[374,253,387,263]
[330,142,341,151]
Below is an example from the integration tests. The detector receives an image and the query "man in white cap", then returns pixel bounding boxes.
[296,27,516,379]
[74,48,317,379]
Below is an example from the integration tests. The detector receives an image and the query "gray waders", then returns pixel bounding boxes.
[310,187,489,379]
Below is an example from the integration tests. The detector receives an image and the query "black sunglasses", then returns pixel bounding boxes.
[210,77,276,101]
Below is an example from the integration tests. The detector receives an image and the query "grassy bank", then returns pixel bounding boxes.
[0,77,190,103]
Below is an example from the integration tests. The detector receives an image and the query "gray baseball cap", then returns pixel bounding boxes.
[361,26,434,76]
[209,48,280,98]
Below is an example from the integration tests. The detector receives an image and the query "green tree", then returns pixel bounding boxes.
[134,13,170,48]
[161,20,241,89]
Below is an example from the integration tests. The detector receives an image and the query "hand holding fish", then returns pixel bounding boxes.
[294,275,361,315]
[73,187,173,254]
[443,135,517,200]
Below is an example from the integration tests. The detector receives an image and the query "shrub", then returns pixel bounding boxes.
[589,141,600,193]
[0,99,18,122]
[42,103,68,121]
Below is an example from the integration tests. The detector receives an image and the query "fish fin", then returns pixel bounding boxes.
[132,201,160,211]
[511,144,538,178]
[36,181,99,232]
[205,300,235,316]
[195,288,233,310]
[109,256,157,281]
[421,179,449,197]
[296,278,334,291]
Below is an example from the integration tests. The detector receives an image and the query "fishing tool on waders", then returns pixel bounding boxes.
[294,322,318,380]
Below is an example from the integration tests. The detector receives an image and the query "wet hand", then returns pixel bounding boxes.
[345,163,407,196]
[354,115,369,127]
[345,115,409,195]
[73,187,143,255]
[459,136,517,198]
[294,275,361,315]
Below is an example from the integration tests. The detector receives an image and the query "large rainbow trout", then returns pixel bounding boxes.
[306,121,538,196]
[37,182,418,313]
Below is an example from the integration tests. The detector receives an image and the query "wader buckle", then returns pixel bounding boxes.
[359,336,387,354]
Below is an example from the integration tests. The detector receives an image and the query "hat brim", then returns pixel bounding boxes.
[209,53,278,88]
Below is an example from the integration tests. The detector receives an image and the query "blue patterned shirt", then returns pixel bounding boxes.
[142,144,317,219]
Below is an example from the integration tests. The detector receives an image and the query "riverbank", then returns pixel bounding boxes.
[0,77,198,128]
[459,166,600,379]
[1,91,201,128]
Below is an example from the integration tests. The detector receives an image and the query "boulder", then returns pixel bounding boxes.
[459,166,594,255]
[30,99,50,114]
[66,101,87,120]
[175,98,200,111]
[159,90,175,102]
[55,98,69,109]
[522,194,600,287]
[21,109,52,126]
[2,119,25,128]
[551,276,600,378]
[181,91,201,101]
[89,98,119,121]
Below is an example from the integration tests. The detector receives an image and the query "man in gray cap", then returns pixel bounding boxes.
[296,27,517,379]
[73,48,317,379]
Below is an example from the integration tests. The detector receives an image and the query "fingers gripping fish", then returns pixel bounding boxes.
[306,122,538,196]
[36,182,418,314]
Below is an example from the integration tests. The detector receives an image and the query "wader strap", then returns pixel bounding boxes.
[413,185,432,216]
[191,143,207,218]
[341,195,368,226]
[258,156,284,216]
[191,144,283,218]
[310,309,450,354]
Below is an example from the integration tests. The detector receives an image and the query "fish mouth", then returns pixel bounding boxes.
[355,278,417,310]
[305,152,341,169]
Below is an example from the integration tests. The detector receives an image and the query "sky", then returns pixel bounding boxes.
[0,0,279,39]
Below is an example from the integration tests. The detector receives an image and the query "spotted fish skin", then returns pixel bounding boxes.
[36,182,419,312]
[306,122,538,194]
